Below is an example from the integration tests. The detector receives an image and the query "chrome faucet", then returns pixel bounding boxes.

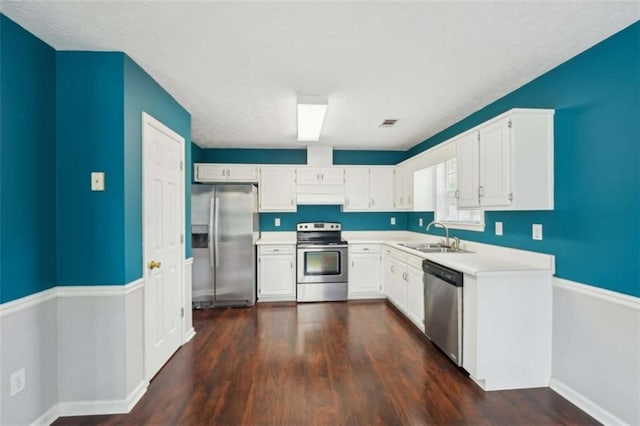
[426,221,450,248]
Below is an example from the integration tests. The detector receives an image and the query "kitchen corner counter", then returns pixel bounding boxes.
[256,232,296,245]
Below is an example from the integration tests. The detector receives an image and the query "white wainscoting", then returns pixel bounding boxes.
[0,293,58,426]
[183,258,196,343]
[551,278,640,426]
[0,279,149,425]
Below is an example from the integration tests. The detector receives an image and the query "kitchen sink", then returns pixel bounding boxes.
[398,242,471,254]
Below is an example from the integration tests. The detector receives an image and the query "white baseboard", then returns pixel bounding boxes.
[56,380,148,418]
[550,378,627,426]
[30,404,59,426]
[183,327,196,344]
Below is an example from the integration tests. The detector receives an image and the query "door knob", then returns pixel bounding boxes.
[148,260,162,270]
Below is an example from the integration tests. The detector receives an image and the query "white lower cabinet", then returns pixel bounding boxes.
[405,260,424,332]
[348,244,384,299]
[382,246,425,331]
[462,273,552,390]
[257,245,296,302]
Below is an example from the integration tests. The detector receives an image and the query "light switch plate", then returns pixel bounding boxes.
[419,218,423,227]
[274,218,281,227]
[532,224,543,240]
[495,222,503,236]
[390,217,396,225]
[91,172,105,191]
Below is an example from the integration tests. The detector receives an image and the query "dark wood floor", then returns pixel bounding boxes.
[55,301,597,425]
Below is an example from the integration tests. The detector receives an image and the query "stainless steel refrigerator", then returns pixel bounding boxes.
[191,184,259,308]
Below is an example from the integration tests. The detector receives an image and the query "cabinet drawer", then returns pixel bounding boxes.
[384,245,407,262]
[350,244,380,254]
[406,254,423,271]
[259,245,294,255]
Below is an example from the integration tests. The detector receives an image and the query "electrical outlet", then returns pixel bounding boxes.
[274,218,281,227]
[495,222,503,236]
[390,217,396,225]
[419,218,423,227]
[91,172,105,191]
[10,368,25,397]
[532,224,543,240]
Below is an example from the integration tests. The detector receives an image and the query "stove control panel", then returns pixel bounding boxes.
[297,222,341,231]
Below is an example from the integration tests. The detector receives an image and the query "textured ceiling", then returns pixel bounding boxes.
[1,1,638,150]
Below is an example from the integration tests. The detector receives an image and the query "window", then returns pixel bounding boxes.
[434,158,484,231]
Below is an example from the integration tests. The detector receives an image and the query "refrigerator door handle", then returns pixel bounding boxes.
[214,197,221,268]
[209,197,215,268]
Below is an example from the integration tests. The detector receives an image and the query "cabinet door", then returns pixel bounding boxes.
[295,168,321,185]
[396,267,409,313]
[258,254,295,300]
[383,256,395,301]
[344,168,370,210]
[227,165,258,182]
[393,166,405,209]
[195,164,227,182]
[320,168,344,185]
[349,253,382,297]
[403,163,415,210]
[369,167,394,211]
[406,266,424,331]
[259,167,296,212]
[479,119,512,206]
[456,133,480,208]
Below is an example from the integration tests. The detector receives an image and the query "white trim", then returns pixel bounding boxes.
[184,257,194,265]
[0,279,147,318]
[57,278,145,298]
[0,287,57,318]
[30,404,59,426]
[550,378,627,426]
[553,277,639,310]
[183,327,196,344]
[54,380,147,419]
[125,380,148,412]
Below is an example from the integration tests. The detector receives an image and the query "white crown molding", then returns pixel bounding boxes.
[549,378,628,426]
[553,277,639,310]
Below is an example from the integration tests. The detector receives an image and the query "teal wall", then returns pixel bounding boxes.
[0,15,57,303]
[1,14,191,301]
[408,22,639,297]
[56,52,126,285]
[57,52,191,286]
[261,206,406,231]
[123,55,192,280]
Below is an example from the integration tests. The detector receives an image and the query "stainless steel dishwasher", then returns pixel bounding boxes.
[423,259,463,366]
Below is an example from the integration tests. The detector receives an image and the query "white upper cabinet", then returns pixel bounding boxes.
[369,167,394,211]
[194,163,258,183]
[259,166,296,212]
[296,167,344,185]
[343,167,394,211]
[456,109,554,210]
[343,168,370,210]
[393,161,415,211]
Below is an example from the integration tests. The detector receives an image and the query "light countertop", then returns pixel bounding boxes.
[256,230,554,276]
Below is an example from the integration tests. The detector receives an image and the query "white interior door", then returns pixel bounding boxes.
[142,112,185,381]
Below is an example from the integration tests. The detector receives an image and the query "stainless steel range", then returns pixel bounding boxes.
[296,222,348,302]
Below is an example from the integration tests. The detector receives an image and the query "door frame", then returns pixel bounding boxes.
[141,111,186,381]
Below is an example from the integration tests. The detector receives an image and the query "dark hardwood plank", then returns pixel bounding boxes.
[54,301,598,425]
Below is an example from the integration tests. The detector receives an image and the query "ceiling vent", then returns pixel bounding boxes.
[379,119,398,128]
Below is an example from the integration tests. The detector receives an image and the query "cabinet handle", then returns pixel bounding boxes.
[455,189,460,199]
[362,248,369,251]
[317,173,321,181]
[273,249,280,252]
[479,186,484,197]
[508,192,513,202]
[226,168,231,177]
[391,265,395,272]
[290,261,293,269]
[321,173,324,180]
[371,198,375,206]
[222,169,226,177]
[352,260,354,267]
[291,198,294,206]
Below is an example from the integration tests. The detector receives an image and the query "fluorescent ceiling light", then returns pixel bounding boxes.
[297,96,328,142]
